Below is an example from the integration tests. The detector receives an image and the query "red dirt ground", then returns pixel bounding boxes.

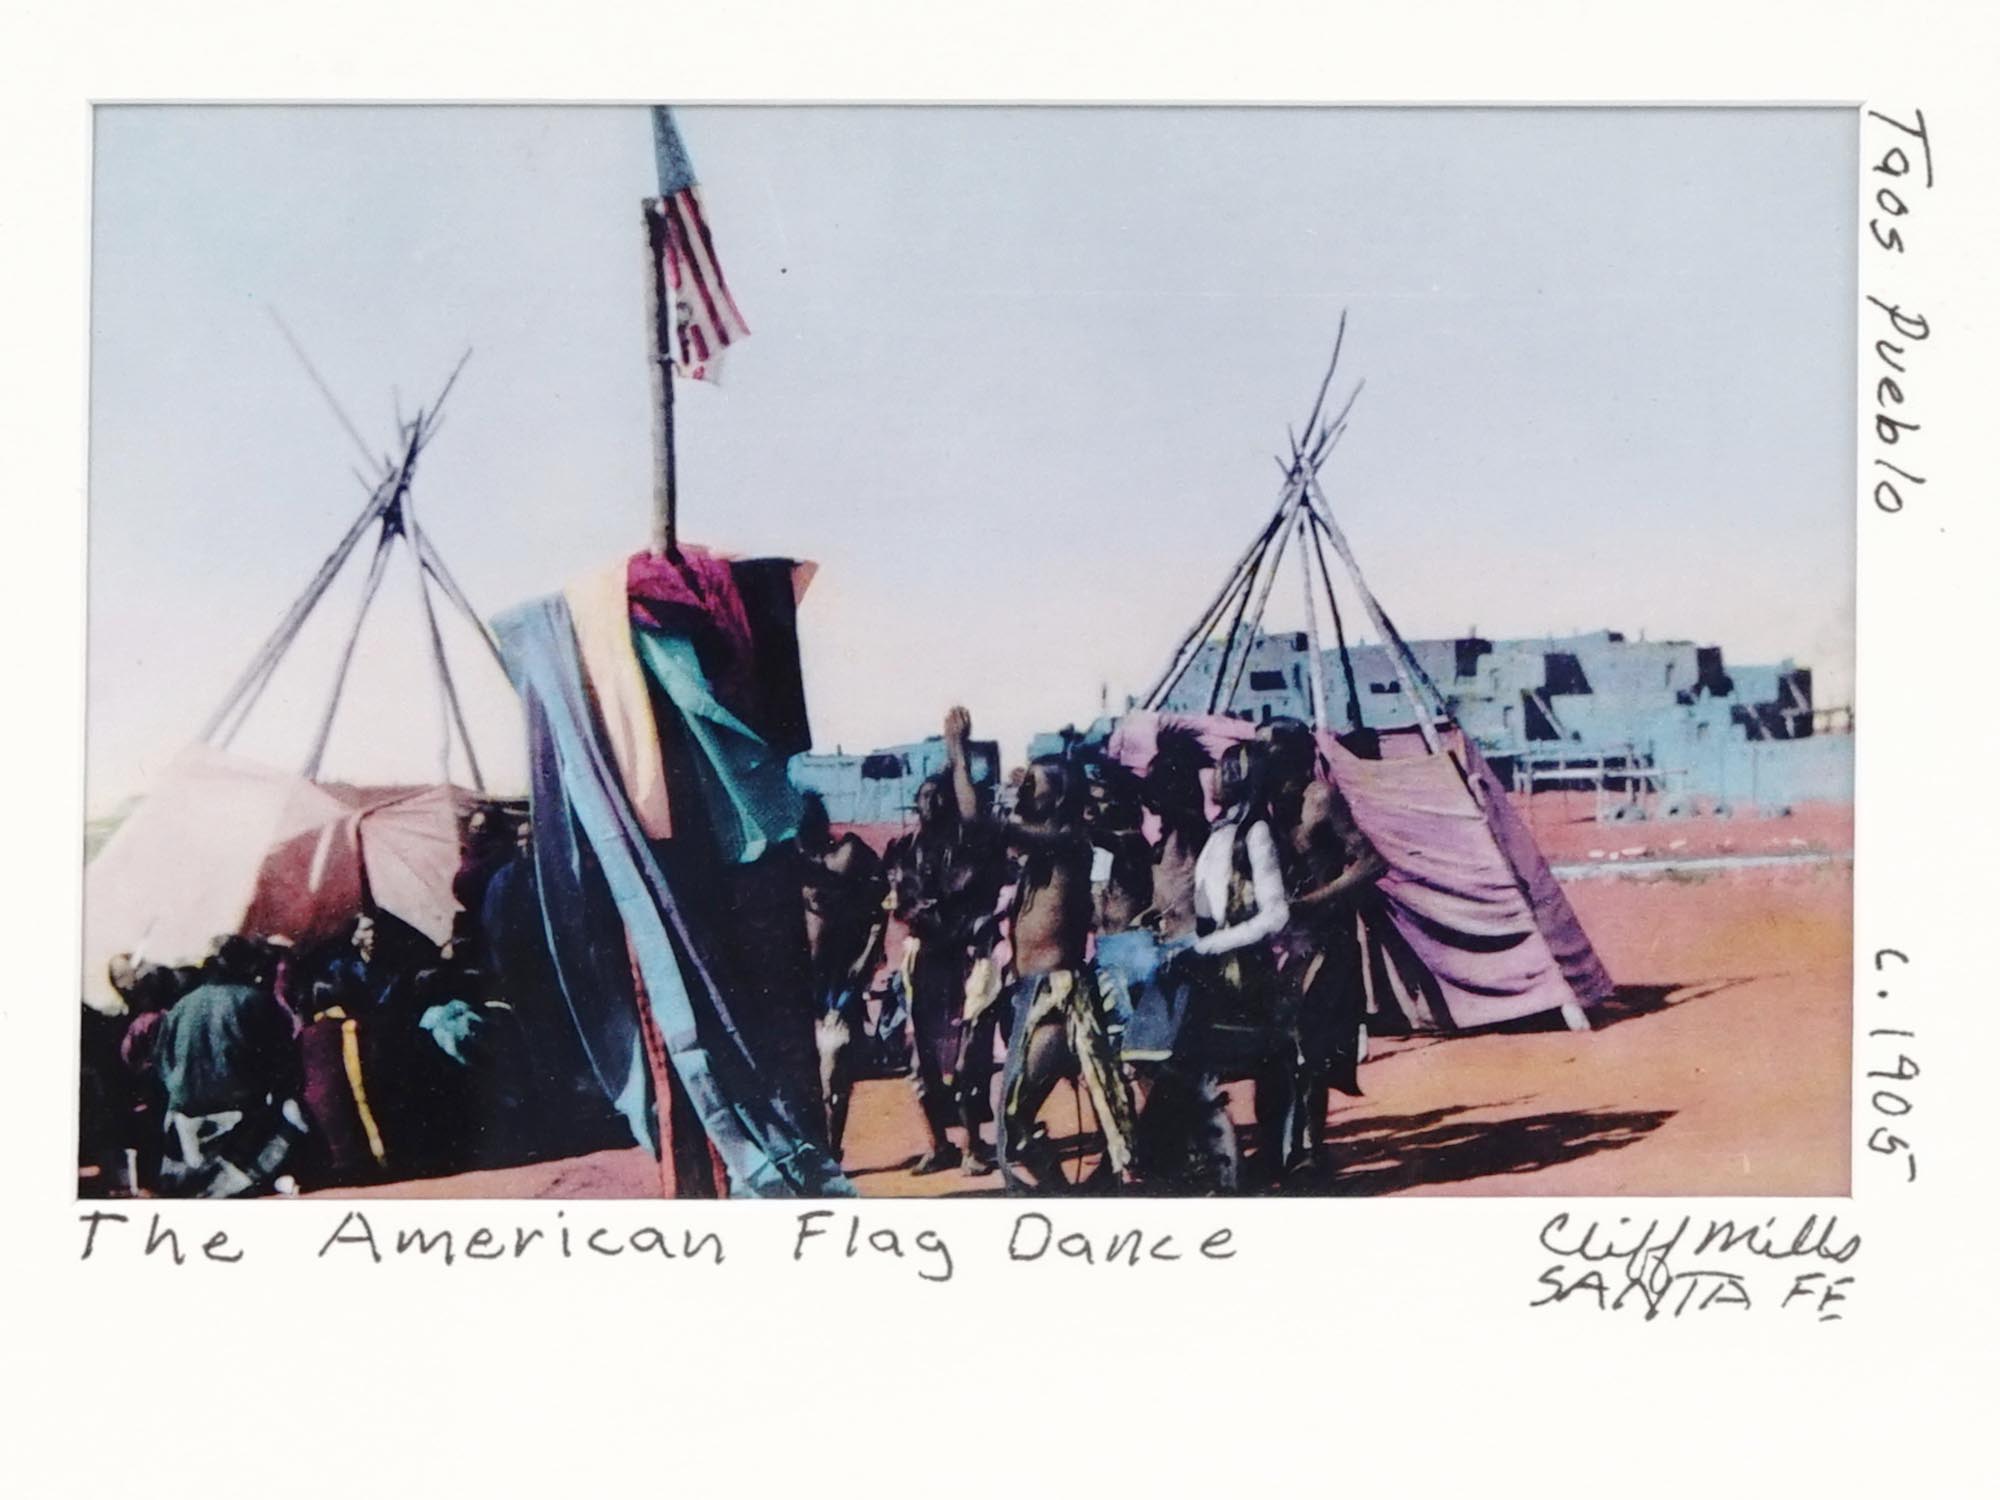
[313,859,1852,1201]
[1514,795,1852,866]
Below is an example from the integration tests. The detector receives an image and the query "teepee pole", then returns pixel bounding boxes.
[411,539,453,786]
[1206,492,1292,714]
[201,350,470,749]
[1305,508,1364,730]
[1304,477,1440,752]
[1152,542,1263,711]
[198,473,400,743]
[1143,502,1282,709]
[301,526,398,782]
[266,305,378,473]
[215,639,293,752]
[1297,310,1348,453]
[1296,508,1329,730]
[410,526,508,678]
[215,654,282,750]
[1373,598,1454,720]
[301,416,426,780]
[415,571,485,791]
[406,491,486,793]
[1312,380,1365,468]
[1215,487,1300,714]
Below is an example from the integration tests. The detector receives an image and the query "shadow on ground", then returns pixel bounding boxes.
[1287,1102,1675,1195]
[852,979,1726,1198]
[923,1101,1673,1198]
[1595,977,1758,1029]
[1484,977,1756,1035]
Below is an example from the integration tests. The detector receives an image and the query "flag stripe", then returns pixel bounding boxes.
[655,184,750,382]
[673,191,748,346]
[678,191,749,333]
[668,199,730,353]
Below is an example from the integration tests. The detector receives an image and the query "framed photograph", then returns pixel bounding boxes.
[5,4,1990,1495]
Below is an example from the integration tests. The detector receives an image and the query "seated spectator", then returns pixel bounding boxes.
[400,964,527,1173]
[148,936,306,1198]
[293,978,387,1188]
[319,911,435,1014]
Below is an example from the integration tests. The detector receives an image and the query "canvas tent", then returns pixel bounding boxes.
[1118,326,1614,1031]
[83,358,509,1013]
[81,749,471,1012]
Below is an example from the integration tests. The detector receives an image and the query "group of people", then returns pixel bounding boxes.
[84,711,1387,1199]
[80,810,621,1198]
[800,708,1387,1194]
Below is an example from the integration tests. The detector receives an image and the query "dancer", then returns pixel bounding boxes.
[1190,739,1293,1184]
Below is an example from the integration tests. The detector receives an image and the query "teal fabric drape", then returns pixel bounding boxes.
[496,596,848,1198]
[633,627,801,865]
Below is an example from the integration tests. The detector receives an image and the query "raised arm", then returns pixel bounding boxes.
[847,909,888,985]
[942,706,982,825]
[1003,819,1087,855]
[1193,821,1291,956]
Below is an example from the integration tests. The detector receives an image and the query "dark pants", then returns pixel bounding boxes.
[817,983,868,1158]
[1291,929,1367,1164]
[712,858,826,1148]
[904,945,967,1151]
[953,1000,1004,1157]
[1134,1064,1239,1193]
[999,1016,1072,1183]
[1171,952,1288,1187]
[1252,1049,1302,1180]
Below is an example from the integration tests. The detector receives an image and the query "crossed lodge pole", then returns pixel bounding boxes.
[199,336,503,790]
[1140,324,1450,752]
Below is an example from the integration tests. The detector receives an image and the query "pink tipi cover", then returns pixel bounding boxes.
[1108,711,1613,1030]
[83,746,471,1012]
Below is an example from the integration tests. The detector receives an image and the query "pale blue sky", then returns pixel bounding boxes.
[87,106,1856,811]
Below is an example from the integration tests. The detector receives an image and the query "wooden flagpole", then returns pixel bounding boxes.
[644,199,680,558]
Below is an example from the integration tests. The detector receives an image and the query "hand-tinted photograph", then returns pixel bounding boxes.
[79,106,1856,1201]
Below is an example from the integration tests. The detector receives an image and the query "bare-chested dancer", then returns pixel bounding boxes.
[942,710,1136,1192]
[1081,751,1153,938]
[1144,724,1214,942]
[884,732,1002,1175]
[799,792,886,1159]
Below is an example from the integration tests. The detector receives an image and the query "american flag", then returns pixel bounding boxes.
[649,107,750,383]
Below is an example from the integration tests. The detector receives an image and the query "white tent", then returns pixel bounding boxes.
[82,747,471,1013]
